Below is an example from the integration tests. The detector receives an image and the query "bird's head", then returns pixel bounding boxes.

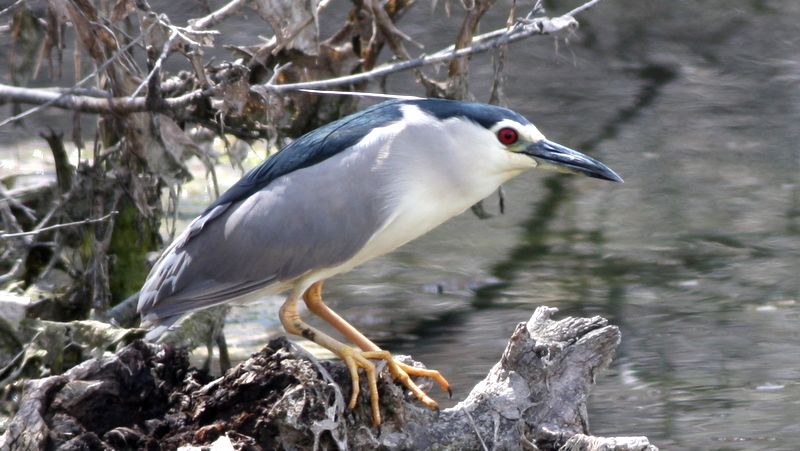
[487,118,623,183]
[412,99,623,183]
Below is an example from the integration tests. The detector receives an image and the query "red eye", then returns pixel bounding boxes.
[497,127,518,145]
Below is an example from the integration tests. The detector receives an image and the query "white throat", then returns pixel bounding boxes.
[338,105,535,269]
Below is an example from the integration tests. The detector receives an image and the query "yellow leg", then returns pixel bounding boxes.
[302,282,451,408]
[280,288,383,425]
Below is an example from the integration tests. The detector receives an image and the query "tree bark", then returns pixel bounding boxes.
[0,307,655,450]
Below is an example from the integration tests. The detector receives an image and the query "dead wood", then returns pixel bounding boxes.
[0,307,656,450]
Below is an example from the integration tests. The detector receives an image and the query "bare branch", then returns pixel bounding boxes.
[190,0,250,30]
[0,211,119,239]
[0,0,239,125]
[567,0,605,17]
[0,0,25,17]
[0,187,28,241]
[0,83,208,114]
[0,24,153,128]
[0,3,594,116]
[0,185,37,222]
[263,13,577,92]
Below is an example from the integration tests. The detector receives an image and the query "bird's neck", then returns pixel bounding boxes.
[353,122,527,263]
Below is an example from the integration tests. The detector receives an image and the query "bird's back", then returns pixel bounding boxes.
[137,118,400,330]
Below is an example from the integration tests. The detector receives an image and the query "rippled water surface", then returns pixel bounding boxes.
[3,1,799,448]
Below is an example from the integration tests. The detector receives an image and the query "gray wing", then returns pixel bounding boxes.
[137,143,388,326]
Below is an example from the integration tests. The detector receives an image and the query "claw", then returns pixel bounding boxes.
[341,354,360,409]
[393,360,451,397]
[338,347,381,425]
[337,348,451,426]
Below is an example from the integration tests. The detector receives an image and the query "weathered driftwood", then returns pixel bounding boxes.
[0,307,656,450]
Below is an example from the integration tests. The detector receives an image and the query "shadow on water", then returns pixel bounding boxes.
[475,63,678,307]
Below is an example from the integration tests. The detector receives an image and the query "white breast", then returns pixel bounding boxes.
[319,104,532,275]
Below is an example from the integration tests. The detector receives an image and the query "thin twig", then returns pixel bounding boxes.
[0,189,27,239]
[30,186,77,239]
[0,184,37,222]
[132,11,223,99]
[0,187,30,284]
[131,28,179,98]
[464,409,489,451]
[0,211,118,239]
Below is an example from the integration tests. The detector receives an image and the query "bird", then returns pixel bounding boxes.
[138,98,622,426]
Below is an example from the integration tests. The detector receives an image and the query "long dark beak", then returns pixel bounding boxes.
[524,139,623,183]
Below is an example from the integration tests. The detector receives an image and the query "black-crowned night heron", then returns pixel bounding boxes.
[138,98,622,425]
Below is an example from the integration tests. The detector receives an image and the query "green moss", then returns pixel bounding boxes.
[108,202,160,305]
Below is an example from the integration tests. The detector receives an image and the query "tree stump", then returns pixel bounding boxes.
[0,307,656,450]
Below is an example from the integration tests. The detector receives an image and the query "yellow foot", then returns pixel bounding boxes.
[337,348,451,426]
[338,347,382,426]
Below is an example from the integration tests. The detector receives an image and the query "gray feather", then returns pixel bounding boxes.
[138,141,388,324]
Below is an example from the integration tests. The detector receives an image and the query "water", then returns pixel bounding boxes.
[3,0,799,448]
